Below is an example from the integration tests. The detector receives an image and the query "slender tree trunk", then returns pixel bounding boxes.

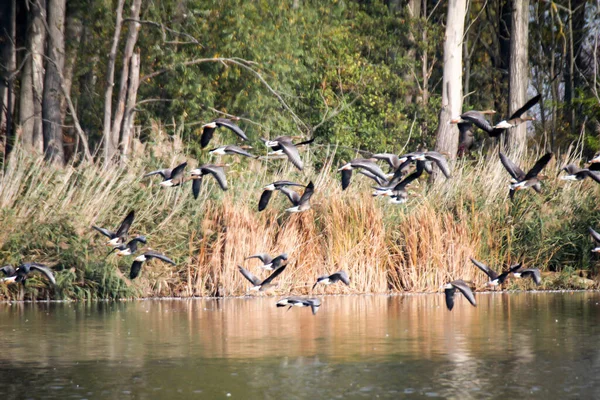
[121,51,140,161]
[42,0,67,165]
[110,0,142,155]
[0,0,16,157]
[507,0,530,154]
[435,0,466,160]
[102,0,125,166]
[404,0,421,104]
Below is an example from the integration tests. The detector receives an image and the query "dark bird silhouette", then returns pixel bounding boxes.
[92,210,135,247]
[130,251,176,280]
[500,152,552,199]
[245,253,288,271]
[190,164,228,199]
[338,159,389,190]
[0,263,56,286]
[258,181,305,211]
[558,164,600,184]
[238,264,287,291]
[111,236,147,256]
[144,162,188,187]
[512,267,542,285]
[444,280,476,311]
[312,270,350,290]
[277,296,321,315]
[471,258,522,286]
[200,118,249,148]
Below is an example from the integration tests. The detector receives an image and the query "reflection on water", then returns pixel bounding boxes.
[2,293,600,398]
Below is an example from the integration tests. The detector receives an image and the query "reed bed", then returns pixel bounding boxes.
[0,129,598,300]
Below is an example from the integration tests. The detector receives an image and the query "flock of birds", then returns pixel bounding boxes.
[2,94,600,313]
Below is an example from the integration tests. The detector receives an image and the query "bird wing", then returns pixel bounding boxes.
[201,165,228,190]
[28,263,56,285]
[393,163,424,191]
[332,271,350,286]
[507,94,541,120]
[470,257,498,280]
[227,146,256,158]
[216,119,249,141]
[279,140,303,170]
[461,111,494,133]
[520,269,541,285]
[145,251,176,265]
[561,164,579,176]
[170,162,188,181]
[144,169,169,179]
[262,264,288,285]
[200,126,216,148]
[524,153,553,180]
[258,190,273,211]
[130,260,143,279]
[0,265,16,276]
[245,253,273,264]
[444,287,457,310]
[279,187,301,206]
[115,210,135,239]
[372,153,399,169]
[192,177,202,199]
[351,159,388,181]
[295,138,315,147]
[508,263,523,273]
[273,180,305,188]
[589,227,600,244]
[451,280,477,307]
[92,225,115,239]
[299,181,315,205]
[585,171,600,184]
[499,152,526,180]
[341,169,352,190]
[425,152,451,178]
[358,170,388,186]
[238,265,261,286]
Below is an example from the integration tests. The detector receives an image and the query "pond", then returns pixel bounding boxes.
[1,292,600,399]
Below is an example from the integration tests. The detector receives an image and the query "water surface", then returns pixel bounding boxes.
[1,292,600,399]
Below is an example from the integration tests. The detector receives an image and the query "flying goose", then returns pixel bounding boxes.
[493,95,541,130]
[238,264,287,291]
[373,161,425,202]
[457,122,476,157]
[471,258,522,286]
[209,145,257,159]
[111,236,147,256]
[258,181,306,211]
[262,136,310,170]
[130,251,176,280]
[284,181,315,213]
[190,164,228,199]
[589,227,600,252]
[200,118,249,148]
[443,280,476,311]
[406,151,452,179]
[512,267,542,285]
[245,253,288,271]
[276,297,321,315]
[0,263,56,286]
[500,153,551,199]
[312,270,350,290]
[508,153,553,193]
[148,162,188,187]
[558,164,600,183]
[92,210,135,247]
[338,159,389,190]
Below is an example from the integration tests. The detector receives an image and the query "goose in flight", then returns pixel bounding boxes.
[284,181,315,213]
[111,236,147,256]
[558,164,600,184]
[276,297,321,315]
[92,210,135,247]
[499,152,552,199]
[262,136,312,170]
[258,181,306,211]
[130,251,176,280]
[145,162,188,187]
[209,145,257,159]
[312,270,350,290]
[190,164,228,199]
[404,151,451,179]
[373,160,425,202]
[245,253,288,271]
[512,267,542,285]
[238,264,287,291]
[0,263,56,286]
[471,258,522,286]
[507,153,553,194]
[338,159,389,190]
[443,280,476,311]
[200,118,249,148]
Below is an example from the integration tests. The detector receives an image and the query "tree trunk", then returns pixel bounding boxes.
[121,51,140,162]
[110,0,142,156]
[507,0,529,154]
[434,0,466,160]
[0,0,16,158]
[403,0,421,104]
[42,0,66,165]
[20,0,46,155]
[102,0,125,167]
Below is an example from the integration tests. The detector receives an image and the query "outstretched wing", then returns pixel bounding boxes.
[28,263,56,285]
[461,111,494,134]
[192,177,202,199]
[279,140,303,170]
[499,152,526,180]
[524,153,553,180]
[425,152,451,178]
[238,265,262,286]
[444,287,457,310]
[299,181,315,205]
[92,225,115,239]
[262,264,288,285]
[144,169,169,179]
[216,118,249,141]
[115,210,135,239]
[201,165,228,191]
[145,251,176,265]
[258,190,273,211]
[0,265,16,277]
[201,126,216,148]
[332,271,350,286]
[589,227,600,244]
[130,260,144,279]
[451,280,476,307]
[245,253,273,264]
[227,146,256,158]
[507,94,541,120]
[520,268,541,285]
[470,257,498,280]
[341,169,352,190]
[279,187,301,206]
[170,162,188,182]
[393,162,424,191]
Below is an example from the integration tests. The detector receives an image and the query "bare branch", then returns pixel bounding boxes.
[123,18,203,47]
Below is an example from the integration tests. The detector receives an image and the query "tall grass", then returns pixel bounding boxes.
[0,127,598,300]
